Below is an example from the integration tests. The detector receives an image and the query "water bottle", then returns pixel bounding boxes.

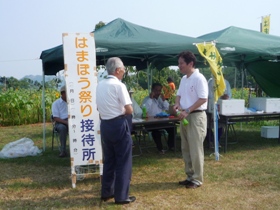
[142,104,147,118]
[176,109,188,125]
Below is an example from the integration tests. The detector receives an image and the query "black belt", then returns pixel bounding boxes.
[190,110,205,114]
[102,115,125,121]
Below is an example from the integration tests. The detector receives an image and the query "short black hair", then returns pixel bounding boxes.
[167,77,173,82]
[151,82,162,90]
[178,51,196,67]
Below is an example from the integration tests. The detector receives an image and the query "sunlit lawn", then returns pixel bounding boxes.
[0,122,279,210]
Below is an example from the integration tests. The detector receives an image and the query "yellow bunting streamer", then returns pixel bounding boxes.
[261,15,270,34]
[196,43,225,102]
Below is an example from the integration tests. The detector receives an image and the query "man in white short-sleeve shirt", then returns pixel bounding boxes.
[96,57,136,205]
[174,51,208,189]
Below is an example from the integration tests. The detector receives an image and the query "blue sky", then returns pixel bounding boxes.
[0,0,279,79]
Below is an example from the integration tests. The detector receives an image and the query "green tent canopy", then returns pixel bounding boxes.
[40,21,280,96]
[40,18,203,75]
[198,26,280,96]
[197,26,280,65]
[246,60,280,97]
[40,45,64,75]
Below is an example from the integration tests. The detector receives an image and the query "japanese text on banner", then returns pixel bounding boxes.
[196,43,225,102]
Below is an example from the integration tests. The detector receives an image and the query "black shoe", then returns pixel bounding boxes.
[185,182,200,189]
[101,195,114,202]
[158,150,166,155]
[59,151,67,157]
[179,179,192,185]
[115,196,136,204]
[168,147,174,151]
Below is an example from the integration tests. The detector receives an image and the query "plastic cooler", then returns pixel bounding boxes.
[261,126,279,138]
[208,99,245,115]
[249,97,280,113]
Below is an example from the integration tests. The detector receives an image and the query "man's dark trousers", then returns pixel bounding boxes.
[100,116,132,201]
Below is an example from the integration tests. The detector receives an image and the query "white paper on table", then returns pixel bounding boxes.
[132,118,144,122]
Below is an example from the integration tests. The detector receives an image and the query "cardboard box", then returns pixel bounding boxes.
[261,126,279,138]
[249,97,280,113]
[208,99,245,115]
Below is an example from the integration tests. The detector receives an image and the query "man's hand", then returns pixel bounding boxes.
[149,92,155,99]
[179,110,188,120]
[173,104,181,112]
[53,117,68,126]
[221,94,229,100]
[160,93,165,101]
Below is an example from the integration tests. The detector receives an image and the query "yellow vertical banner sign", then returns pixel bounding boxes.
[262,15,270,34]
[196,43,225,102]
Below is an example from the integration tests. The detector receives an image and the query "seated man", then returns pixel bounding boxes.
[207,77,232,147]
[52,85,68,157]
[142,83,175,154]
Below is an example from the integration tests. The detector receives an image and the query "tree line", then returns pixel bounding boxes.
[122,66,257,92]
[0,76,62,91]
[1,66,257,92]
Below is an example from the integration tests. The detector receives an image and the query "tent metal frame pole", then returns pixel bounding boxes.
[211,76,220,161]
[240,55,245,99]
[147,61,152,92]
[241,66,244,99]
[150,67,153,92]
[42,63,46,151]
[234,67,237,89]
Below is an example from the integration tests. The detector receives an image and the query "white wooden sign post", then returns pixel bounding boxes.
[62,33,103,188]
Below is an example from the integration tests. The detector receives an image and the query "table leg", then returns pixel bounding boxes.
[133,130,143,156]
[224,117,229,153]
[173,123,176,154]
[278,118,280,144]
[207,114,212,149]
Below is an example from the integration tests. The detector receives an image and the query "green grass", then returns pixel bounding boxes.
[0,122,280,209]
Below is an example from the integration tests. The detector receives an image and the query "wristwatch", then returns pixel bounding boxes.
[185,108,190,114]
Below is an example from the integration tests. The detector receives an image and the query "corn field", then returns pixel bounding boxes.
[0,88,251,126]
[0,88,59,126]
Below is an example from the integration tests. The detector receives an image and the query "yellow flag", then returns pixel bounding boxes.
[262,15,270,34]
[196,43,225,102]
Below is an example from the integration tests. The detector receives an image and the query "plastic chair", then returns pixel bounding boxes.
[51,115,61,151]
